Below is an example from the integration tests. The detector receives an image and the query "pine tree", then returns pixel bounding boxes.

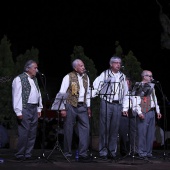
[0,35,40,128]
[0,35,16,128]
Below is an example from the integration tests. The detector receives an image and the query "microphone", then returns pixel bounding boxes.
[36,69,44,76]
[121,65,125,70]
[151,79,159,84]
[84,70,90,75]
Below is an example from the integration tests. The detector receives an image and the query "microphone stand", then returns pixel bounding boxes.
[84,70,95,160]
[36,73,51,163]
[154,82,170,161]
[117,82,151,164]
[88,81,95,160]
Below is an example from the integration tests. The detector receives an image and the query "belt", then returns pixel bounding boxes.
[77,102,84,107]
[78,102,84,105]
[112,100,119,104]
[149,107,155,111]
[27,103,38,106]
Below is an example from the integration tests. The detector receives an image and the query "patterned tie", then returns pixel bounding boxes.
[141,96,151,113]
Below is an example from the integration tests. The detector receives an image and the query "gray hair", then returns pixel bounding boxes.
[24,60,37,72]
[109,56,122,65]
[141,70,150,77]
[72,59,82,69]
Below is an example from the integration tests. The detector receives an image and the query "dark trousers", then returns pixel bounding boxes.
[119,110,136,156]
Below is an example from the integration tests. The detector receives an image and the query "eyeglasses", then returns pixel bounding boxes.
[145,75,153,78]
[112,62,121,64]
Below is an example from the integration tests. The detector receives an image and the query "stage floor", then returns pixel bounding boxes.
[1,149,170,170]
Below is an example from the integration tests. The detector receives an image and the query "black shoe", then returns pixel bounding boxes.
[120,152,127,157]
[25,157,35,161]
[147,156,157,159]
[139,156,148,160]
[98,156,108,160]
[79,156,91,163]
[108,155,118,160]
[16,157,25,161]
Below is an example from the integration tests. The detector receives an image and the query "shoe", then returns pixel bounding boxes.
[147,156,157,159]
[108,155,118,160]
[120,152,127,157]
[25,157,35,161]
[16,157,25,161]
[79,156,91,163]
[98,156,108,160]
[139,156,148,160]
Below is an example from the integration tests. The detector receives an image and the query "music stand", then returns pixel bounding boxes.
[117,82,154,164]
[97,78,121,162]
[46,92,71,163]
[131,82,154,97]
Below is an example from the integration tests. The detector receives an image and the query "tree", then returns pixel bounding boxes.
[0,35,16,128]
[0,35,40,128]
[156,0,170,50]
[15,47,39,75]
[71,45,97,81]
[114,41,142,85]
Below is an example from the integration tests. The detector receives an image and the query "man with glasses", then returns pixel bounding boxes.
[131,70,162,159]
[92,56,129,160]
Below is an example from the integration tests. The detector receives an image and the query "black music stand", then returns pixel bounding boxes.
[131,82,154,97]
[97,78,120,162]
[117,82,154,165]
[46,92,71,163]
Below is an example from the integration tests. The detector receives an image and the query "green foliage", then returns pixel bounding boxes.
[0,35,40,129]
[122,51,143,84]
[15,47,39,75]
[0,35,14,76]
[0,35,16,128]
[70,45,97,82]
[114,41,142,85]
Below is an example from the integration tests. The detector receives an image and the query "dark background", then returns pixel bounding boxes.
[1,0,170,129]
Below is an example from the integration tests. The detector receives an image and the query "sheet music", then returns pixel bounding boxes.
[98,80,120,100]
[131,82,155,97]
[51,92,68,110]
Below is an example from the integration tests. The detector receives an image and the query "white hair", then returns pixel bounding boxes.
[109,56,122,65]
[24,60,37,72]
[72,59,82,69]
